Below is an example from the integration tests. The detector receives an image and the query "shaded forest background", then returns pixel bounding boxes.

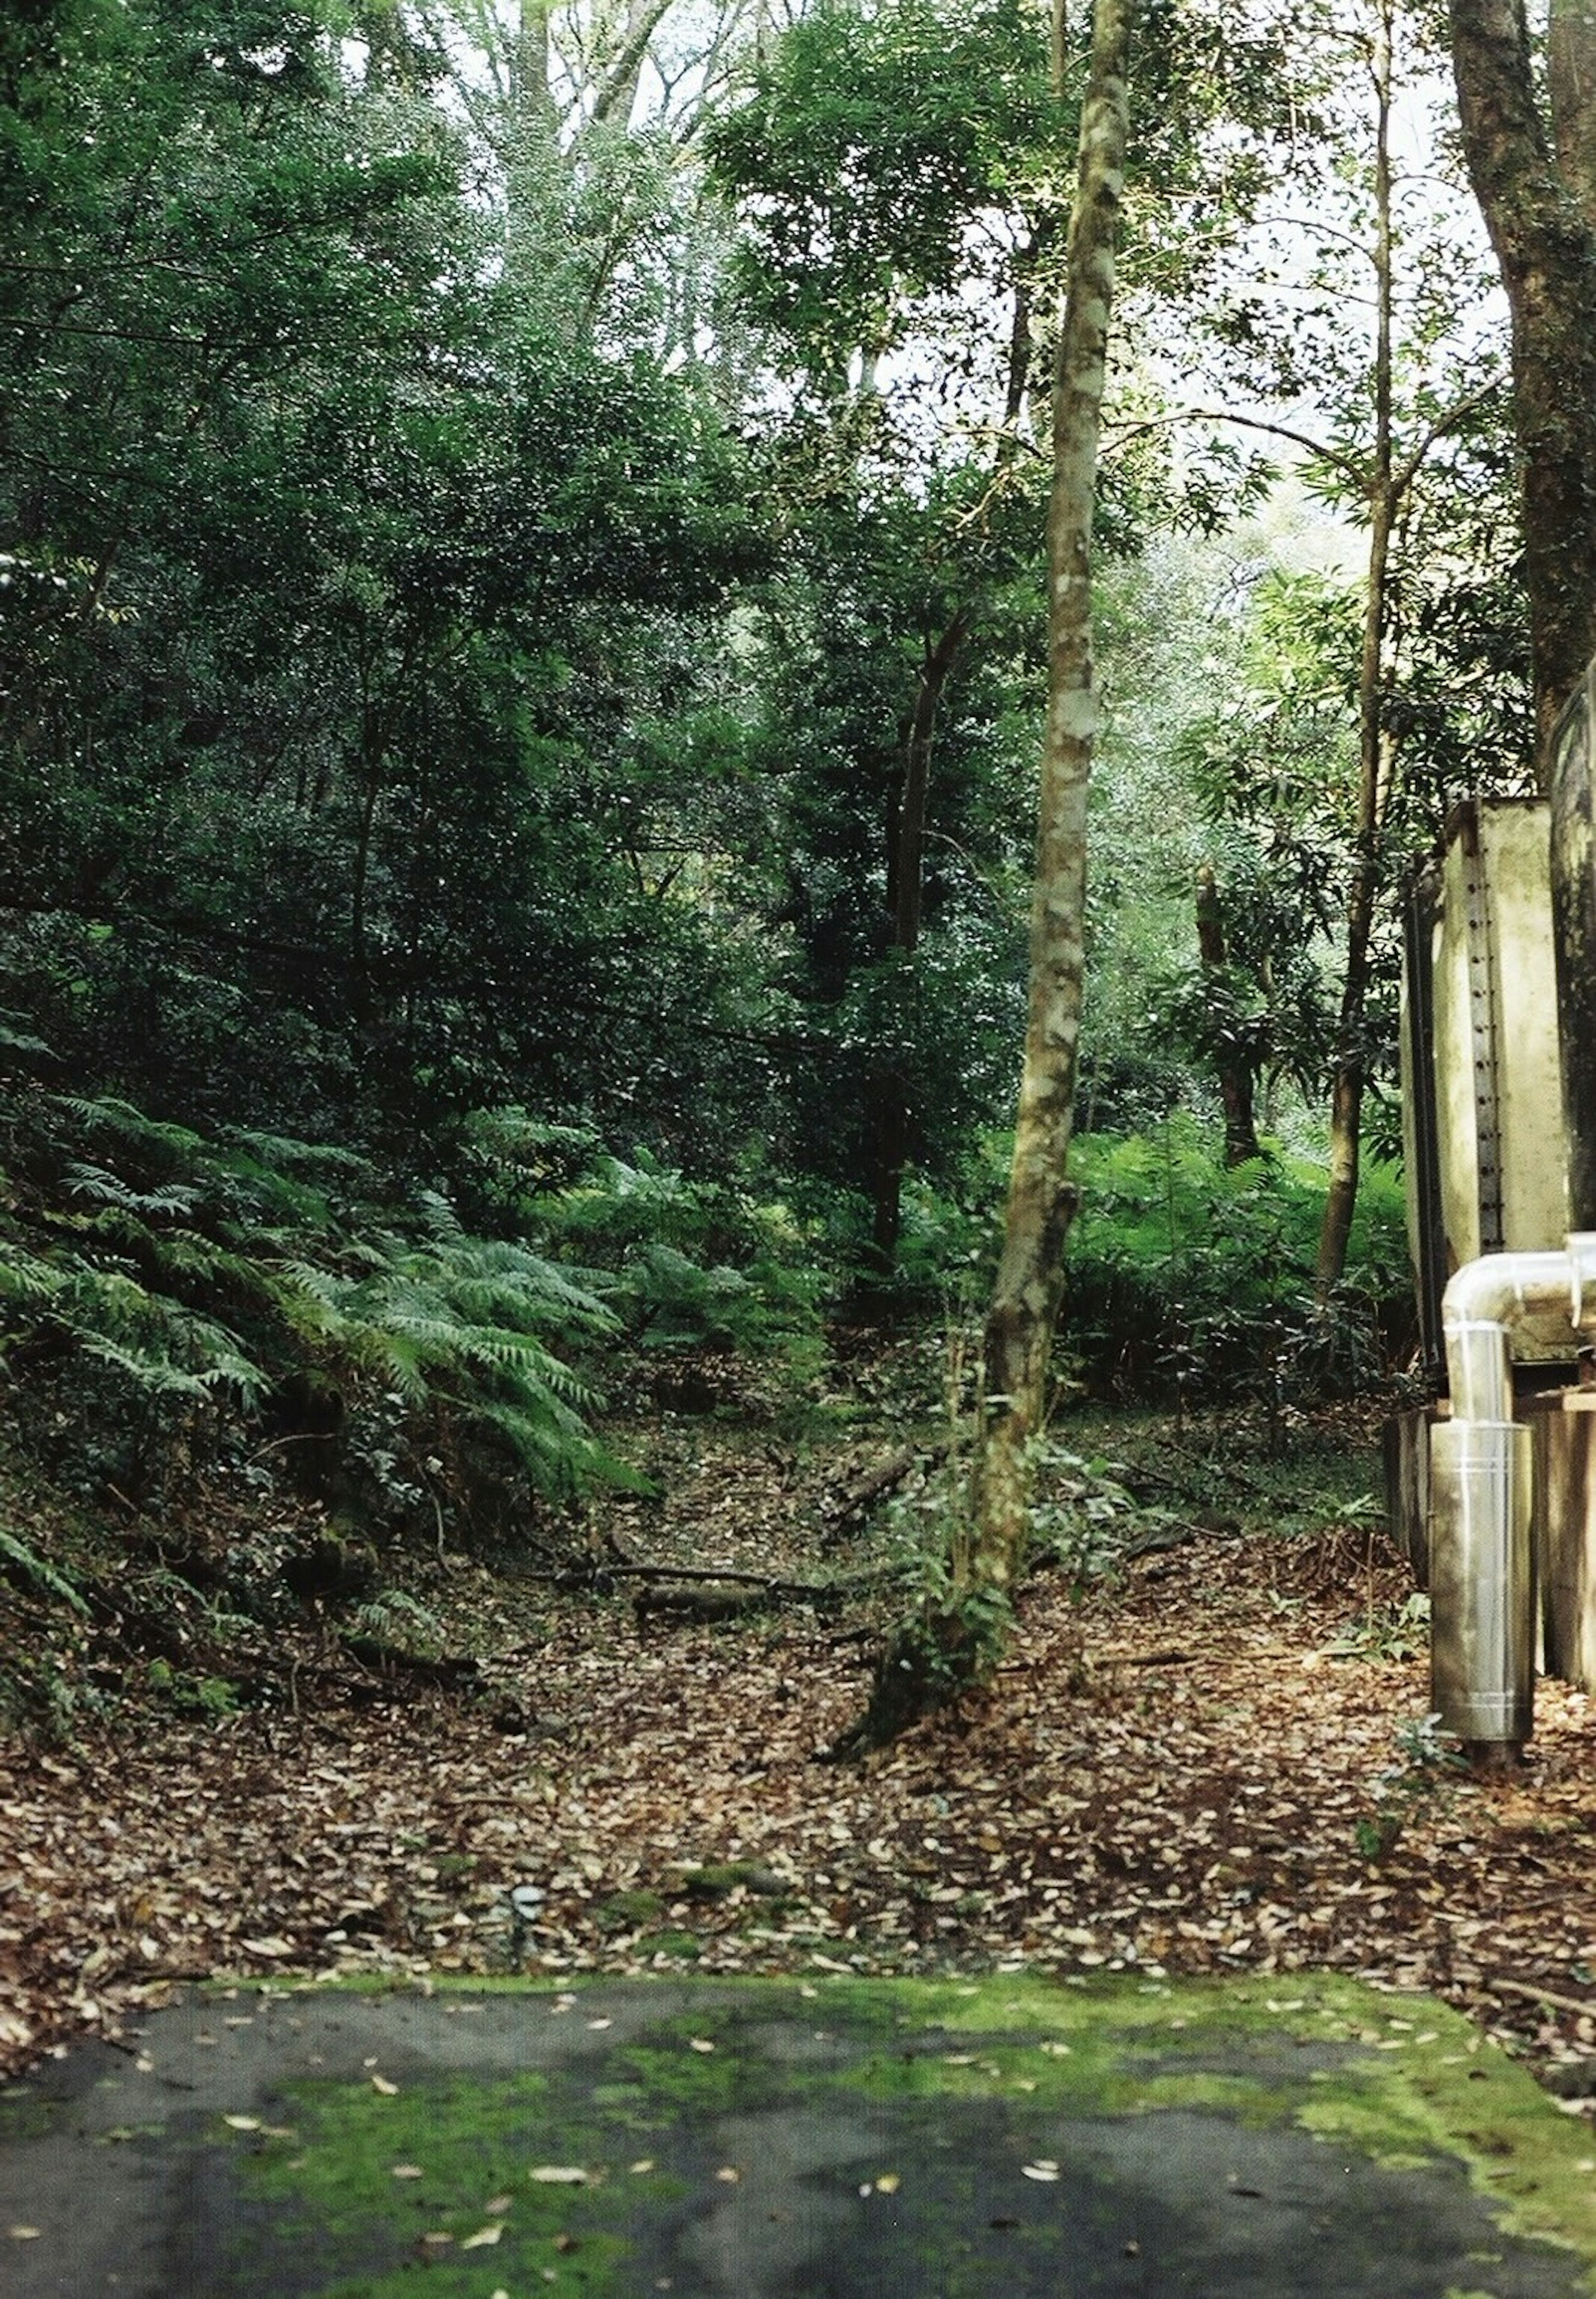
[0,0,1549,1685]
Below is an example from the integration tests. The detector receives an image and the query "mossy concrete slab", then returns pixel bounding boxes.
[4,1972,1596,2296]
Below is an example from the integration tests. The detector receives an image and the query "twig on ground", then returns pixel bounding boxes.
[822,1437,952,1542]
[1488,1977,1596,2020]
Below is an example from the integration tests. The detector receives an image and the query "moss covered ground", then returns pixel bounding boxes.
[119,1971,1596,2297]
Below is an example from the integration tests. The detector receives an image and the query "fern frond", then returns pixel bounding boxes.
[462,1328,595,1402]
[0,1528,88,1614]
[0,1247,70,1307]
[220,1126,372,1177]
[66,1163,200,1217]
[53,1097,200,1161]
[79,1337,217,1398]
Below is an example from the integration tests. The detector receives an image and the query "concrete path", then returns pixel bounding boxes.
[2,1972,1594,2297]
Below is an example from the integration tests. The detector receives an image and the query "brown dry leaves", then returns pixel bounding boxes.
[6,1408,1596,2082]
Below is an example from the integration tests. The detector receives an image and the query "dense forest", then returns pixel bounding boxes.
[0,0,1531,1554]
[9,0,1596,2085]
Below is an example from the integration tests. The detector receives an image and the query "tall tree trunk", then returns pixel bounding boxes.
[589,0,675,128]
[829,0,1134,1758]
[968,0,1134,1597]
[1450,0,1596,761]
[1549,0,1596,224]
[513,0,555,121]
[869,611,970,1276]
[1318,1,1396,1289]
[893,614,970,957]
[1195,861,1261,1166]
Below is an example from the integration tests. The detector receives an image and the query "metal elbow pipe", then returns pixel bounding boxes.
[1441,1250,1581,1422]
[1430,1239,1596,1752]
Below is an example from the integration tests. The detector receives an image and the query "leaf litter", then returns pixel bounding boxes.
[5,1389,1596,2097]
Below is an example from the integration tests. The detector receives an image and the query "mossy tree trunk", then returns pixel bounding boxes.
[1450,0,1596,761]
[831,0,1134,1758]
[965,0,1134,1601]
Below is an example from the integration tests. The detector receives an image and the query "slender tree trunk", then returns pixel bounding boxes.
[869,611,970,1276]
[1317,2,1396,1289]
[1549,0,1596,215]
[1195,861,1261,1166]
[589,0,675,128]
[894,614,970,956]
[967,0,1134,1596]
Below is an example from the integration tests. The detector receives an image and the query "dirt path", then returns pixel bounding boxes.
[6,1403,1596,2098]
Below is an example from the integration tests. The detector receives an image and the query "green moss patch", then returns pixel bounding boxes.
[231,2070,641,2296]
[116,1973,1596,2295]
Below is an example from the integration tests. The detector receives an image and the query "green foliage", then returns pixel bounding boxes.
[0,0,769,1184]
[1059,1120,1411,1401]
[0,1523,88,1616]
[500,1129,827,1360]
[1027,1443,1149,1587]
[1354,1711,1462,1863]
[0,1083,626,1532]
[349,1589,446,1658]
[707,0,1059,373]
[146,1656,241,1718]
[1329,1589,1431,1665]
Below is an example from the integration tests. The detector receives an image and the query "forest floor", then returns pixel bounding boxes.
[7,1335,1596,2107]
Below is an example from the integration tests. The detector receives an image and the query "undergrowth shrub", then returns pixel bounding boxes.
[466,1111,825,1360]
[1057,1117,1411,1403]
[0,1083,624,1539]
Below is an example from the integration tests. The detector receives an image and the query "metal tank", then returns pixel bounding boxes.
[1395,794,1589,1755]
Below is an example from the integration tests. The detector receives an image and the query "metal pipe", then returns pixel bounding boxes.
[1429,1417,1534,1747]
[1432,1246,1591,1754]
[1441,1252,1574,1420]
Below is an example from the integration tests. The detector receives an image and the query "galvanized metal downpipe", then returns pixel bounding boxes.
[1431,1239,1596,1750]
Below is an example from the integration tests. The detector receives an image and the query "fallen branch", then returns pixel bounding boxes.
[822,1437,952,1542]
[336,1633,481,1688]
[1488,1976,1596,2020]
[599,1561,838,1599]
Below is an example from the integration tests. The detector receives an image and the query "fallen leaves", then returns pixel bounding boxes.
[5,1399,1596,2086]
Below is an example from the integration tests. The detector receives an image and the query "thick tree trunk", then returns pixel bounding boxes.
[968,0,1134,1596]
[1450,0,1596,761]
[1318,7,1396,1289]
[1195,862,1261,1166]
